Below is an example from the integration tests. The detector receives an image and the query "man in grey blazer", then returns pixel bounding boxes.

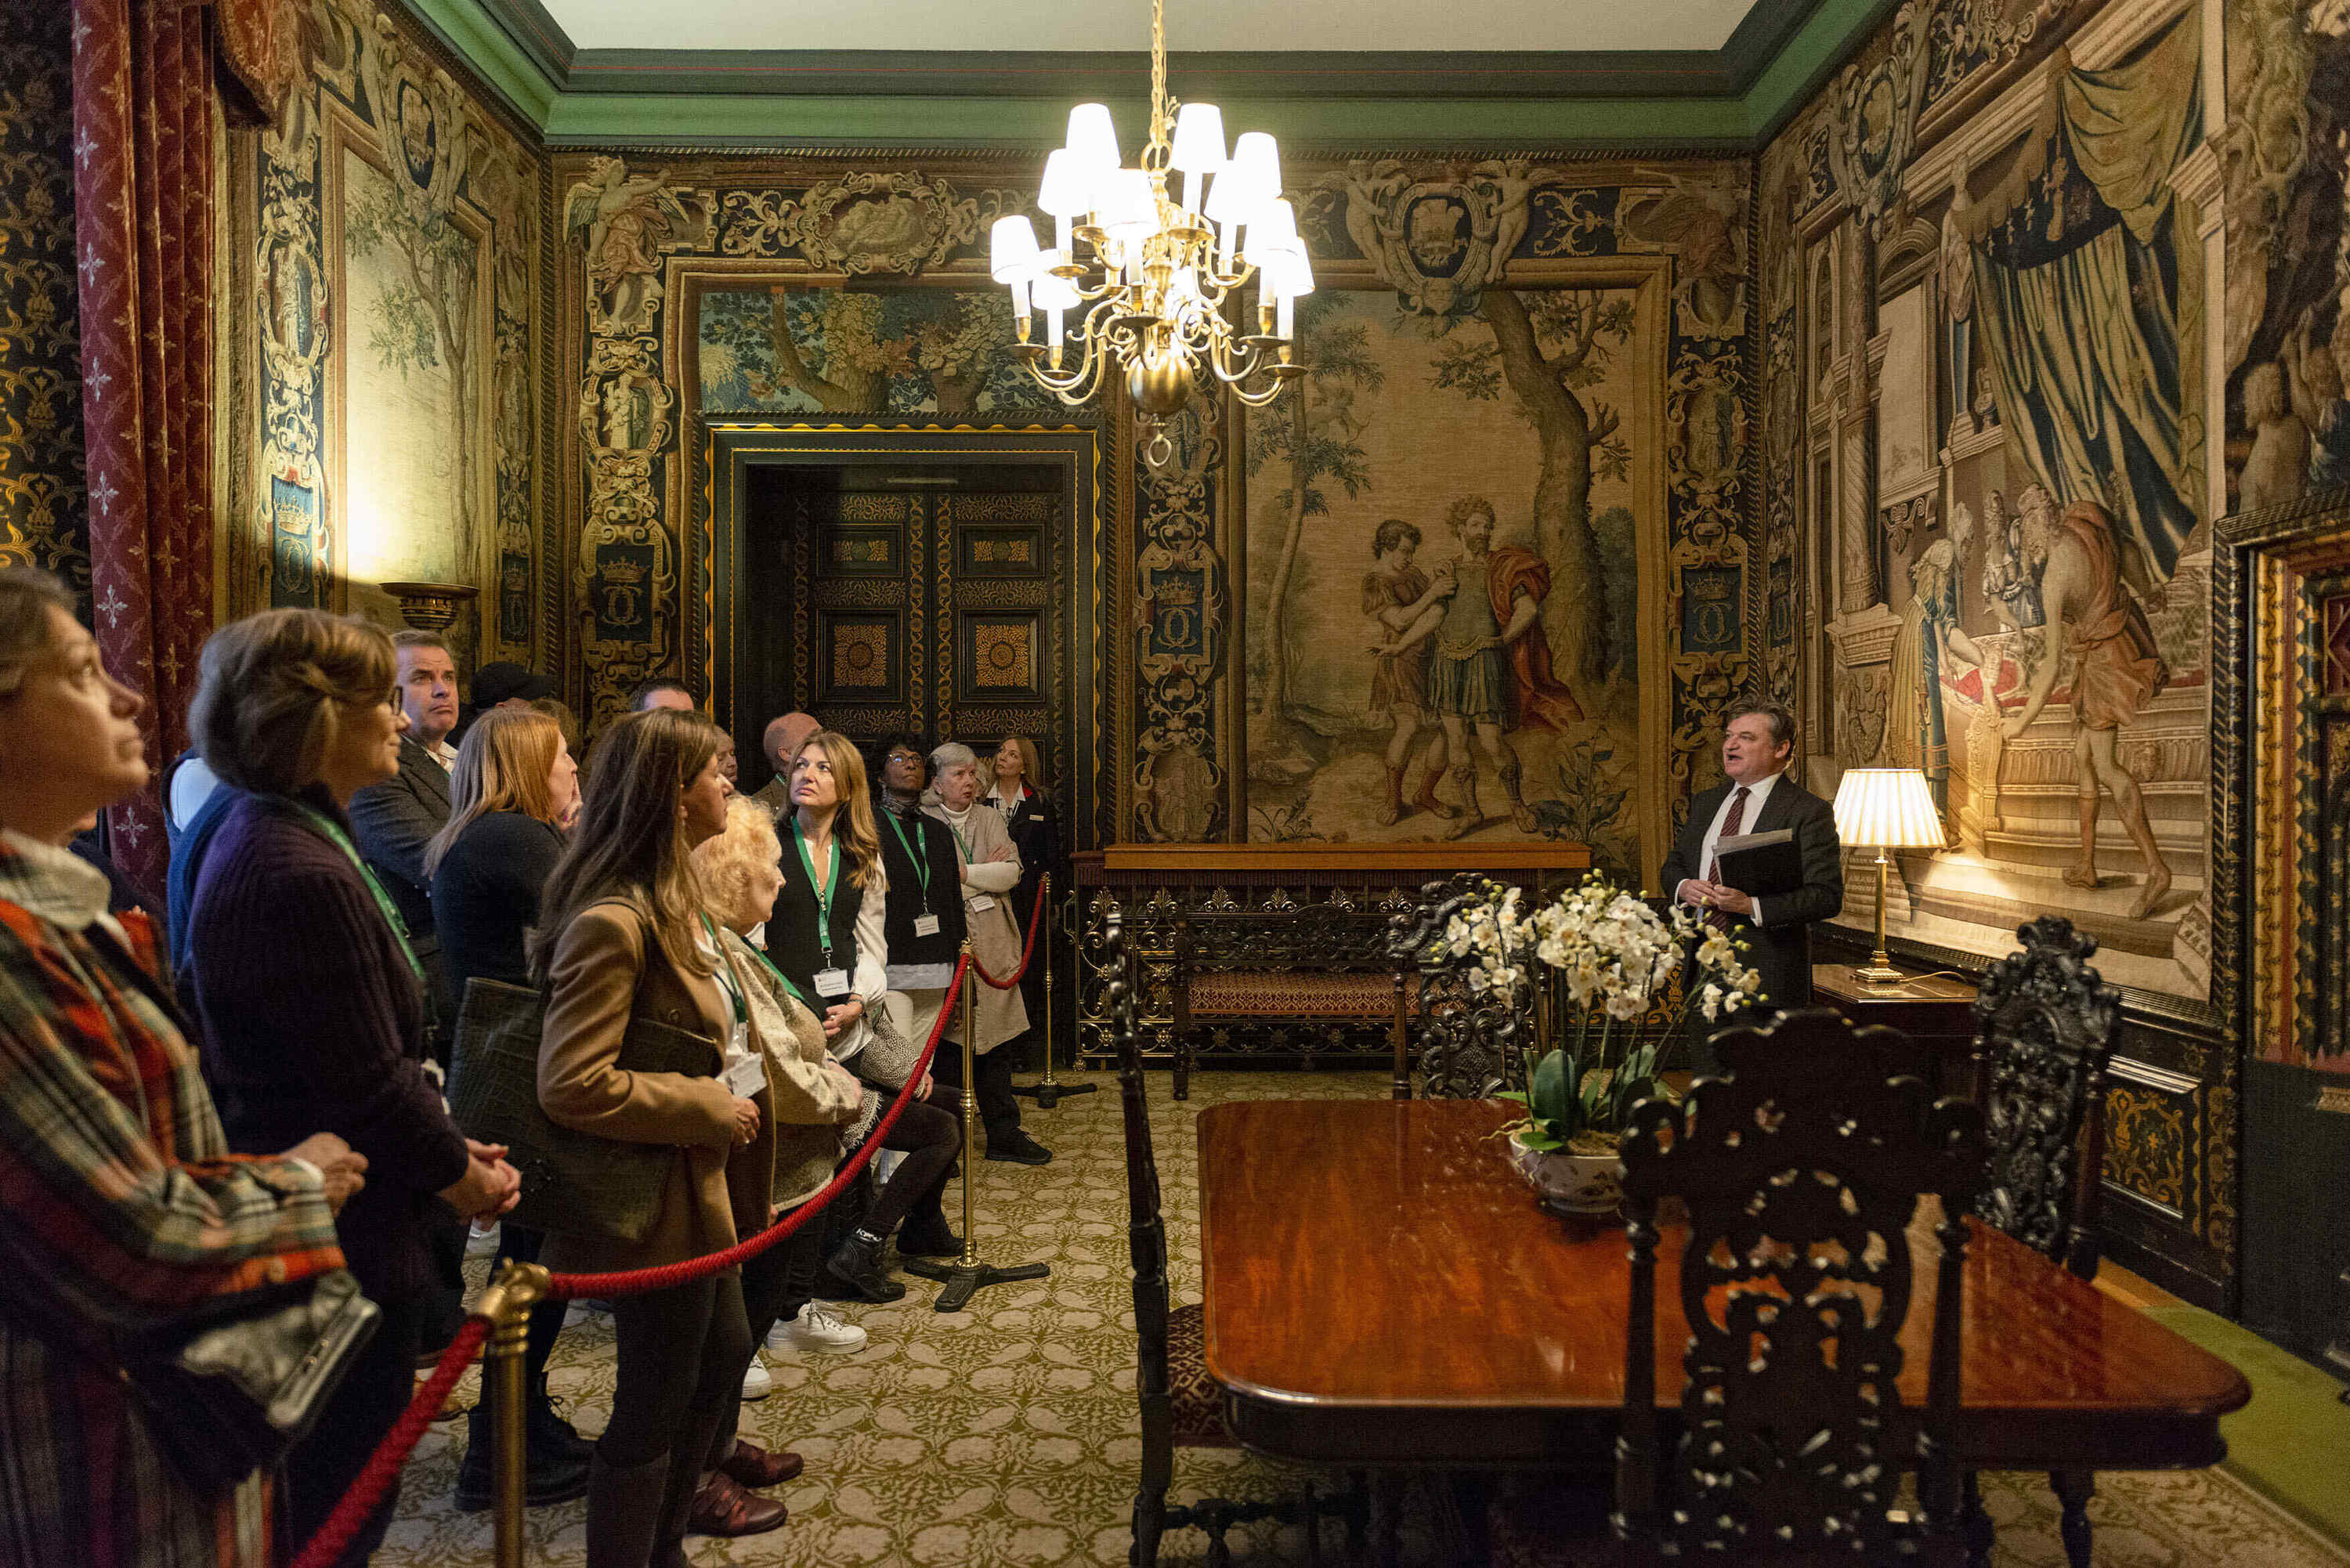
[349,629,459,1044]
[1658,703,1842,1067]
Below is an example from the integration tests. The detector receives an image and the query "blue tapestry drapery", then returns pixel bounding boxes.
[1961,12,2202,587]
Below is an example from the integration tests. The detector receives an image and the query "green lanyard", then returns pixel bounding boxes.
[880,809,934,913]
[737,931,814,1012]
[788,815,844,966]
[287,802,426,987]
[698,916,749,1028]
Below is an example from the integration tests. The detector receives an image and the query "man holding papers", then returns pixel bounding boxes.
[1660,704,1843,1062]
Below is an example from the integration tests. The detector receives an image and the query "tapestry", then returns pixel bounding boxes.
[1240,284,1660,875]
[699,287,1062,419]
[0,1,85,601]
[1760,0,2214,1004]
[229,0,544,667]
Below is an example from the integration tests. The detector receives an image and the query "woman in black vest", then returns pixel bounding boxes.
[765,732,960,1300]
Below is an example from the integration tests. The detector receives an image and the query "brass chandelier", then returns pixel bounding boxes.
[989,0,1311,465]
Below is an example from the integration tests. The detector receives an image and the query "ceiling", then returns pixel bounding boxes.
[533,0,1770,56]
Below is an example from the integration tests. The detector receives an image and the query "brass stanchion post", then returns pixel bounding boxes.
[475,1260,549,1568]
[903,941,1052,1311]
[1014,873,1093,1108]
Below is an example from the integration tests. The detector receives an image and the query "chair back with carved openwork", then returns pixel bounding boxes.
[1385,876,1528,1100]
[1107,910,1179,1470]
[1972,916,2121,1280]
[1614,1008,1985,1566]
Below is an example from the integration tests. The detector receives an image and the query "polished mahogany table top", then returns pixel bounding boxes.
[1198,1098,2251,1469]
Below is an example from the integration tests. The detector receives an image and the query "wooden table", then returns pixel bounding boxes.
[1198,1098,2249,1471]
[1812,962,1983,1100]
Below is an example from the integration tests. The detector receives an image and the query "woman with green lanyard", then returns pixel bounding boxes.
[182,609,521,1568]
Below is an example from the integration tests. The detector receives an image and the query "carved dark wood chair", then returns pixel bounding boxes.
[1164,888,1413,1100]
[1384,877,1528,1100]
[1961,916,2123,1568]
[1614,1007,1985,1566]
[1106,909,1367,1565]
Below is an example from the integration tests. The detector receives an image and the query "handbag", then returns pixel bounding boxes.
[444,977,721,1245]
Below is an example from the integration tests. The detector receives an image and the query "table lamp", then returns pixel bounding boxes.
[1830,768,1946,986]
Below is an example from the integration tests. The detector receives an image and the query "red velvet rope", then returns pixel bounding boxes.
[285,948,984,1556]
[539,951,965,1301]
[286,1316,490,1568]
[968,881,1047,992]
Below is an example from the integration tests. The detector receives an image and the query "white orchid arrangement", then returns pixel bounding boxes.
[1440,873,1766,1153]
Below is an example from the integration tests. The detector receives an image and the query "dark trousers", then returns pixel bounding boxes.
[704,1211,828,1469]
[283,1294,429,1568]
[494,1223,566,1394]
[604,1271,751,1490]
[930,1045,1021,1147]
[863,1087,961,1236]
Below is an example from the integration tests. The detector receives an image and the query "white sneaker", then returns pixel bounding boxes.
[740,1354,773,1400]
[768,1302,869,1356]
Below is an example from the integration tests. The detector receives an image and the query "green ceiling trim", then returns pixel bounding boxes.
[400,0,1894,149]
[539,92,1753,149]
[403,0,558,125]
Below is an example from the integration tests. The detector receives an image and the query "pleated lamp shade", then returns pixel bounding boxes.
[1831,768,1947,850]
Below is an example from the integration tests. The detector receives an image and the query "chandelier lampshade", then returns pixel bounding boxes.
[991,0,1307,464]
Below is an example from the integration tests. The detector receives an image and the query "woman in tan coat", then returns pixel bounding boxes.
[533,710,783,1566]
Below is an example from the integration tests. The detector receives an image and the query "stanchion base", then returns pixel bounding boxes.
[1011,1078,1098,1107]
[901,1255,1051,1313]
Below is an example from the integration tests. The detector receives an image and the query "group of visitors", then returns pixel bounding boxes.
[0,566,1067,1568]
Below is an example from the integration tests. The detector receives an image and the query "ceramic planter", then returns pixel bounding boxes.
[1508,1132,1623,1215]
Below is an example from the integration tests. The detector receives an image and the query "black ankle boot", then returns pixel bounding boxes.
[897,1203,961,1259]
[823,1230,908,1303]
[528,1371,595,1465]
[454,1397,591,1511]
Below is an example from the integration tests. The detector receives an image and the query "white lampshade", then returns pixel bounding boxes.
[1064,103,1120,172]
[1223,131,1282,208]
[1029,266,1082,313]
[1170,103,1227,174]
[1203,167,1259,227]
[1097,168,1159,244]
[989,215,1042,283]
[1241,198,1300,268]
[1260,246,1314,299]
[1037,149,1094,219]
[1831,768,1947,850]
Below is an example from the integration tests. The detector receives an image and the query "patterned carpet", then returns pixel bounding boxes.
[371,1070,2348,1568]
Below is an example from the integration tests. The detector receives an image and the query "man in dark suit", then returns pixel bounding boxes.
[1658,702,1842,1067]
[349,628,458,1044]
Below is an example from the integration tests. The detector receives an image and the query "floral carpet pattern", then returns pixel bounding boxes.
[371,1071,2348,1568]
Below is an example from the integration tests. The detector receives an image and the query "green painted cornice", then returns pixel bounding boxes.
[395,0,1898,150]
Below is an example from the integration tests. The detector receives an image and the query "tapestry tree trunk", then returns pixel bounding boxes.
[1483,287,1612,696]
[763,290,884,414]
[1260,377,1313,732]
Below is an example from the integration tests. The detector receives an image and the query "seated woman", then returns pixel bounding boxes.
[424,706,590,1512]
[182,609,519,1568]
[688,797,865,1518]
[772,732,961,1301]
[0,568,367,1568]
[534,709,784,1561]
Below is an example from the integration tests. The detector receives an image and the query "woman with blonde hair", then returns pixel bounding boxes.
[533,708,786,1563]
[985,735,1061,1066]
[426,706,590,1512]
[764,730,887,1053]
[0,572,368,1568]
[683,798,866,1521]
[181,609,519,1567]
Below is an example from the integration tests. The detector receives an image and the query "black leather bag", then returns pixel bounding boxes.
[128,1268,382,1495]
[444,977,719,1245]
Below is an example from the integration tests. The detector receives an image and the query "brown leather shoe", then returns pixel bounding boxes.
[717,1436,804,1489]
[685,1471,790,1537]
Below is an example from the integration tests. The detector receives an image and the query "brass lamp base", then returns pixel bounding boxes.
[1856,849,1904,986]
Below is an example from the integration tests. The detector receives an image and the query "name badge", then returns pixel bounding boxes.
[968,894,996,912]
[815,966,851,998]
[725,1053,766,1097]
[913,913,942,938]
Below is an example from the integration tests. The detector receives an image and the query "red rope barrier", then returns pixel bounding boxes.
[968,881,1048,992]
[538,951,965,1301]
[286,1316,490,1568]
